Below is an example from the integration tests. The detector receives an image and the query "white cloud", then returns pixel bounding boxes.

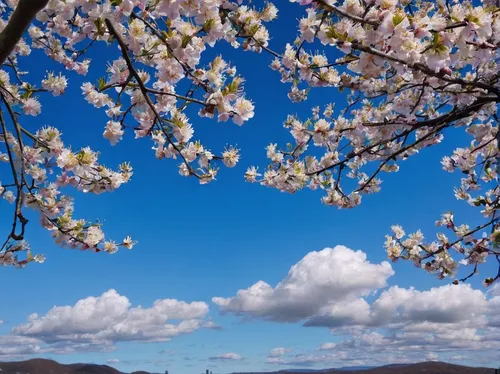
[269,347,291,357]
[490,283,500,297]
[104,358,172,367]
[425,352,439,361]
[267,351,349,366]
[213,246,394,322]
[266,346,417,368]
[203,320,222,330]
[305,283,488,329]
[305,298,372,327]
[487,295,500,328]
[13,289,209,345]
[312,284,500,361]
[0,336,41,358]
[0,335,110,358]
[214,245,492,334]
[214,245,500,368]
[371,284,487,325]
[318,343,336,351]
[209,353,242,361]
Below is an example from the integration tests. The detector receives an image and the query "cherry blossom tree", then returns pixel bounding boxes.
[0,0,274,266]
[0,0,499,288]
[245,0,500,285]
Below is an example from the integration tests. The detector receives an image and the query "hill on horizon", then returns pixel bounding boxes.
[0,358,496,374]
[232,361,496,374]
[0,359,122,374]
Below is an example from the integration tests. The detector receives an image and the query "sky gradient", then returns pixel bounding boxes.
[1,2,499,374]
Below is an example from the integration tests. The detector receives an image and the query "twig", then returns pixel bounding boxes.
[105,18,200,178]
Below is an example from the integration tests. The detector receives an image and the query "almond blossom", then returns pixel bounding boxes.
[0,0,499,287]
[245,0,500,285]
[0,0,275,266]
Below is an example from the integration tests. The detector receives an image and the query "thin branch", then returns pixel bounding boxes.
[350,42,500,97]
[355,124,446,192]
[0,0,49,65]
[144,87,207,106]
[0,106,23,250]
[130,13,213,93]
[105,18,199,178]
[363,97,498,129]
[318,0,379,26]
[3,96,29,240]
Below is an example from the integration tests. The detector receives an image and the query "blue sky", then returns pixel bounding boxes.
[1,2,499,374]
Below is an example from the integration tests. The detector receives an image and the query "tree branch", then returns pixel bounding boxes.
[350,42,500,97]
[0,0,49,65]
[104,18,200,178]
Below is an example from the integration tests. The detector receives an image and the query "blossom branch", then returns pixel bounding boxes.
[104,18,201,178]
[0,0,48,65]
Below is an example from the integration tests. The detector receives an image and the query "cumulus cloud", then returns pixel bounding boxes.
[13,289,209,344]
[0,289,211,358]
[372,284,487,325]
[214,245,500,368]
[213,246,394,322]
[490,283,500,297]
[209,353,242,361]
[0,336,42,358]
[0,335,110,359]
[305,283,488,328]
[105,358,172,367]
[307,286,500,365]
[203,321,222,330]
[269,347,292,357]
[267,351,349,366]
[318,343,336,351]
[425,352,439,361]
[266,346,416,368]
[267,335,488,369]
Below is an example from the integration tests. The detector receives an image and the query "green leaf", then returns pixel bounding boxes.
[493,231,500,249]
[325,25,340,40]
[20,91,32,100]
[94,18,105,36]
[181,35,193,48]
[203,19,215,32]
[392,11,405,26]
[97,77,106,91]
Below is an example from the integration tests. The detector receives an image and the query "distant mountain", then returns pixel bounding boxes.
[280,367,375,373]
[232,361,496,374]
[0,359,171,374]
[0,358,122,374]
[335,367,376,372]
[68,363,122,374]
[0,358,496,374]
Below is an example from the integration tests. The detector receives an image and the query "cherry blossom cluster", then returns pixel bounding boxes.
[1,0,499,283]
[1,113,135,267]
[0,0,277,266]
[385,119,499,283]
[248,0,500,283]
[27,0,278,182]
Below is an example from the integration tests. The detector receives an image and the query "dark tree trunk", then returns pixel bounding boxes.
[0,0,49,65]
